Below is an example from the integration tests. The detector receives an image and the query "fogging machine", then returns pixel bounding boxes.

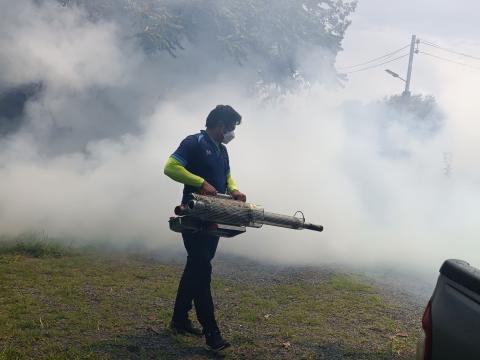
[169,194,323,238]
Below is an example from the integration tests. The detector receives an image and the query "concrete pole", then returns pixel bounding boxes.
[403,34,417,96]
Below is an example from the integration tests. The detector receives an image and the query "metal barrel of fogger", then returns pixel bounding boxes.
[186,197,263,227]
[262,211,323,232]
[186,195,323,232]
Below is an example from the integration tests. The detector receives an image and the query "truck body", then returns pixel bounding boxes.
[417,259,480,359]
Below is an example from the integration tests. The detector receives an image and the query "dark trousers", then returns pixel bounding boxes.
[172,232,219,331]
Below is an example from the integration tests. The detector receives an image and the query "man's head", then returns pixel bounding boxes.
[205,105,241,144]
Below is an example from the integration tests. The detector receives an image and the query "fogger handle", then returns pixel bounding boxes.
[214,193,233,200]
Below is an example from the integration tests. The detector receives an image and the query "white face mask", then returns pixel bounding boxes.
[222,130,235,144]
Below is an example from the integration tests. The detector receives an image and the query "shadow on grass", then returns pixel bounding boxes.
[90,327,226,360]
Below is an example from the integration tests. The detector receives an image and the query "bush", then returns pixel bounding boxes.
[0,232,72,258]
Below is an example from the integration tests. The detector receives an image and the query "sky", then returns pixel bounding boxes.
[349,0,480,38]
[338,0,480,98]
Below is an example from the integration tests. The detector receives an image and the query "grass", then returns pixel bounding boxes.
[0,239,421,359]
[0,233,73,258]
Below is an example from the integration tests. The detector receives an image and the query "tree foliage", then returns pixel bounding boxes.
[63,0,356,88]
[383,93,445,137]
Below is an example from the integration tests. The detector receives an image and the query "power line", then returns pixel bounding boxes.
[420,39,480,62]
[337,45,410,70]
[418,51,480,71]
[339,36,480,83]
[343,53,410,74]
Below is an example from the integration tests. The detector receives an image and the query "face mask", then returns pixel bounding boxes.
[222,130,235,144]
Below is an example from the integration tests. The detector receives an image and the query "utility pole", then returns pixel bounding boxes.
[403,34,417,96]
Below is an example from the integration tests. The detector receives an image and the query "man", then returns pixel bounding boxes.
[163,105,246,352]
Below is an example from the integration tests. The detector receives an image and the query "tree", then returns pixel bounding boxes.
[64,0,357,89]
[383,94,445,137]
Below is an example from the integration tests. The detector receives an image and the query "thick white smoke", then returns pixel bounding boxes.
[1,0,480,287]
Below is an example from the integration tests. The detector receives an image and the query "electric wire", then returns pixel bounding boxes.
[342,53,410,74]
[418,51,480,71]
[337,44,410,70]
[339,38,480,76]
[419,39,480,61]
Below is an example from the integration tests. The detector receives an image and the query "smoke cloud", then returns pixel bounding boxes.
[1,0,480,287]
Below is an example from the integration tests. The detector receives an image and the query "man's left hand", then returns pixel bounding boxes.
[231,190,247,202]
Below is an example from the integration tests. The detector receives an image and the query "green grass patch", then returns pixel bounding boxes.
[0,251,421,359]
[0,233,73,258]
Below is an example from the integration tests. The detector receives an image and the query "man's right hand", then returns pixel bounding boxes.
[198,180,217,196]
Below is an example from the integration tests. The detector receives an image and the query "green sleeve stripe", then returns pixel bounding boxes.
[227,173,239,193]
[164,156,204,188]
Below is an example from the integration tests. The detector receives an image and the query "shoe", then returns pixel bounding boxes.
[204,328,231,353]
[169,319,203,336]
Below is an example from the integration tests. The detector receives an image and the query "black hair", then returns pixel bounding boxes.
[205,105,242,129]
